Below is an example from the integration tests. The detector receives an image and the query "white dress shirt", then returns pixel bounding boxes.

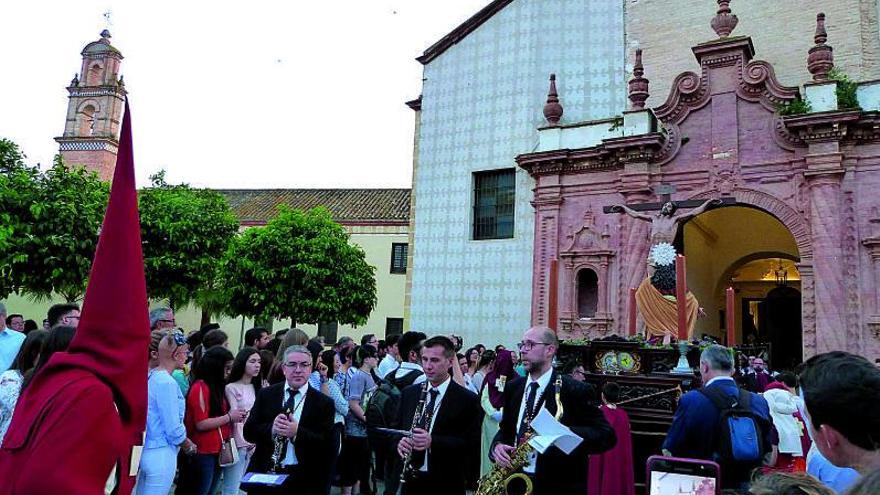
[515,367,553,473]
[377,354,398,379]
[281,382,309,466]
[420,376,451,472]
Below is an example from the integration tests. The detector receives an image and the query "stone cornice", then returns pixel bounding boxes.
[602,133,665,163]
[862,237,880,260]
[54,136,119,152]
[559,249,616,258]
[516,133,663,178]
[67,85,127,98]
[783,110,862,142]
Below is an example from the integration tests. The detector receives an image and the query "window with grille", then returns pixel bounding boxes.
[385,318,403,336]
[391,243,408,274]
[473,169,515,240]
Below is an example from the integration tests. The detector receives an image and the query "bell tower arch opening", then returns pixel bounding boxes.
[680,205,802,366]
[86,63,103,86]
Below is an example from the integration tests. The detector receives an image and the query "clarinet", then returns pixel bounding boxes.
[270,404,294,473]
[400,381,430,486]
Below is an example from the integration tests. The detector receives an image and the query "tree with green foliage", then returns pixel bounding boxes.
[0,152,109,302]
[218,206,377,326]
[0,139,41,298]
[138,171,239,310]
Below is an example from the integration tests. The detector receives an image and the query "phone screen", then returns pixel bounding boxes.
[649,471,717,495]
[647,456,719,495]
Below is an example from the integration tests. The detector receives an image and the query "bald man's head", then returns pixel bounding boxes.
[524,326,558,347]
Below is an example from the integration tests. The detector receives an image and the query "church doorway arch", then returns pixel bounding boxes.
[678,205,804,366]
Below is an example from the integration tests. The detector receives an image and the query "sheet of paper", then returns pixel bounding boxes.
[244,473,288,485]
[527,408,583,455]
[129,446,143,477]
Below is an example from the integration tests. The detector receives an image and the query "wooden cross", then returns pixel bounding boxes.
[602,184,735,213]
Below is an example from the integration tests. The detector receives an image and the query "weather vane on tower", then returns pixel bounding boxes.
[102,9,113,29]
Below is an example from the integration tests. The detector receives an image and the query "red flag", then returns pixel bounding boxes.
[0,98,149,495]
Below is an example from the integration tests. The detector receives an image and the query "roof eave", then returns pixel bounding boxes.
[416,0,514,65]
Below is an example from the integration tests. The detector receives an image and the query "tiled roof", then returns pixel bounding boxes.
[217,189,411,225]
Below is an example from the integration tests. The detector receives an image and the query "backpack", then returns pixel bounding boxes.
[699,387,768,466]
[365,365,422,435]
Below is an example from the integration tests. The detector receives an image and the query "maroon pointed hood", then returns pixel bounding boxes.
[63,97,150,426]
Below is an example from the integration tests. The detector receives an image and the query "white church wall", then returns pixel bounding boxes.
[409,0,627,347]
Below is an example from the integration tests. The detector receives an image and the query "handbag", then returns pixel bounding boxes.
[218,426,239,467]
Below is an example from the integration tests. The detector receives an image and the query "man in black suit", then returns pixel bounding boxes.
[491,326,616,494]
[396,336,481,495]
[243,344,335,495]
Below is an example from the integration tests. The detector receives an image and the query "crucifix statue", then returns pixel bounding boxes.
[602,185,732,342]
[605,185,729,246]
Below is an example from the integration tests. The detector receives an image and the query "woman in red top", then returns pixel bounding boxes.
[185,346,246,495]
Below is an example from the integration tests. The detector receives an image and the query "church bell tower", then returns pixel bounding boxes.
[55,29,126,181]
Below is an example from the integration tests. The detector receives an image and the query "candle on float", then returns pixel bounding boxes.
[628,287,637,336]
[675,255,688,341]
[548,259,558,331]
[726,287,736,347]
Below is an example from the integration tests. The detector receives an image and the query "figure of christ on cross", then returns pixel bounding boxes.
[608,198,723,247]
[603,187,729,341]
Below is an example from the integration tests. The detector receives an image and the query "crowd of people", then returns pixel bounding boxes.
[0,300,879,495]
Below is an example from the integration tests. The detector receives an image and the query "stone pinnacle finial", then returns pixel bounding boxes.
[808,13,834,81]
[543,73,563,126]
[628,48,649,110]
[711,0,739,38]
[100,29,111,40]
[814,12,827,44]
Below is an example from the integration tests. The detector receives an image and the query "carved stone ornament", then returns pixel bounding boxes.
[808,13,834,81]
[628,49,649,110]
[565,209,610,252]
[710,0,739,38]
[543,73,563,126]
[652,39,802,164]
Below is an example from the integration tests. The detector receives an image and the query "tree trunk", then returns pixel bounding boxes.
[201,309,212,328]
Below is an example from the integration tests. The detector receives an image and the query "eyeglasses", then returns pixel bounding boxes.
[159,318,176,325]
[516,341,551,351]
[283,361,312,370]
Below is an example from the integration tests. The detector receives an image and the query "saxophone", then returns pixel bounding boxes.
[400,382,430,486]
[270,404,293,473]
[476,375,565,495]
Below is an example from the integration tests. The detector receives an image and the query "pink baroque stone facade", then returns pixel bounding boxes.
[517,34,880,358]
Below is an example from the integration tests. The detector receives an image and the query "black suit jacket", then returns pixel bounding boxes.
[491,372,616,494]
[397,379,481,495]
[243,382,335,495]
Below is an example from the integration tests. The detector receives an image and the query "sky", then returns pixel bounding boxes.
[0,0,491,188]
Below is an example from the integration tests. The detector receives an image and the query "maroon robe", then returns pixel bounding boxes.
[0,100,149,495]
[587,405,635,495]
